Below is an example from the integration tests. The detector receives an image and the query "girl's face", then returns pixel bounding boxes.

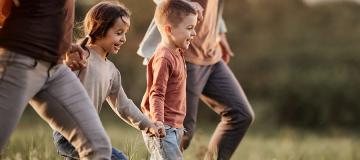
[96,16,130,54]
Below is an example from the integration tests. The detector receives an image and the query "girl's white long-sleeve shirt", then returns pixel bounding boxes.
[74,48,152,131]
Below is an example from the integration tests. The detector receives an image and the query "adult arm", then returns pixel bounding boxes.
[59,0,87,70]
[218,18,234,63]
[64,44,88,70]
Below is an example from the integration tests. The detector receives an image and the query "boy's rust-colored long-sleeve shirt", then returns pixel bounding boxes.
[141,46,187,128]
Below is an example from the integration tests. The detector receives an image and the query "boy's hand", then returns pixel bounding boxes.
[154,121,166,138]
[146,121,166,138]
[65,43,87,70]
[146,123,160,137]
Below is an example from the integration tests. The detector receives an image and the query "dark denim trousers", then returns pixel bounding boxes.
[53,131,127,160]
[182,60,255,160]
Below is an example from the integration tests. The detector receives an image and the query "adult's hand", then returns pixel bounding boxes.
[186,1,204,22]
[219,33,234,64]
[65,43,87,71]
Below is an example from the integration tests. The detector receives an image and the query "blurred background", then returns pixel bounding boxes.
[2,0,360,159]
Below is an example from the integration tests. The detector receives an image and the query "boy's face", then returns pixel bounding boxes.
[96,16,130,54]
[168,14,198,50]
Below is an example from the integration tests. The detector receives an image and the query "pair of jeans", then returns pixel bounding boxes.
[182,60,255,160]
[0,48,111,159]
[143,125,184,160]
[53,131,128,160]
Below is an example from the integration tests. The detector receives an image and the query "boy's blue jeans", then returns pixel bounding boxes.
[142,125,184,160]
[53,131,128,160]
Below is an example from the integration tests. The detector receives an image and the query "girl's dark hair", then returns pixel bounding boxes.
[81,1,130,45]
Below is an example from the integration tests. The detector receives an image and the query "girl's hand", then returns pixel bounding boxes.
[154,121,166,138]
[146,121,166,138]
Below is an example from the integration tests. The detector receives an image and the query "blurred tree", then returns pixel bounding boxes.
[73,0,360,130]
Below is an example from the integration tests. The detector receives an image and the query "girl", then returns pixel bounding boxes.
[52,1,163,160]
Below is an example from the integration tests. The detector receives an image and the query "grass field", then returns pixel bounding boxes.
[0,109,359,160]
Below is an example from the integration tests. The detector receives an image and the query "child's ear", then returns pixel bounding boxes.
[164,25,172,33]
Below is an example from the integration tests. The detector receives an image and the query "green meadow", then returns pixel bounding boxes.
[1,108,358,160]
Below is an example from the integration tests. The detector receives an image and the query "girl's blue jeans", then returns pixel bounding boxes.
[53,131,128,160]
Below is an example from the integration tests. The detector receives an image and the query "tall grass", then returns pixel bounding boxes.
[0,109,359,160]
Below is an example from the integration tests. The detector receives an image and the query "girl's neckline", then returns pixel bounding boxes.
[88,44,108,61]
[88,46,108,61]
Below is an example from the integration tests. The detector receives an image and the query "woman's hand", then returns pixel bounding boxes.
[65,43,88,71]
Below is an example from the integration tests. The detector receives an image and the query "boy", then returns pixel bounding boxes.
[141,0,198,159]
[139,0,255,159]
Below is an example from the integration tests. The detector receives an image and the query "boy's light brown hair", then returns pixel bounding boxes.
[155,0,197,27]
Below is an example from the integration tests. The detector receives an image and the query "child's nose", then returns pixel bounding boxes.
[120,36,126,43]
[192,30,197,36]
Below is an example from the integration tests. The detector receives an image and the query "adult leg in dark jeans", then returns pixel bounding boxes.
[182,61,255,160]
